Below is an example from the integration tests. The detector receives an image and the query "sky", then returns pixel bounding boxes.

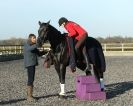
[0,0,133,40]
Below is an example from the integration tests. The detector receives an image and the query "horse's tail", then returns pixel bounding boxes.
[86,37,106,72]
[97,48,106,72]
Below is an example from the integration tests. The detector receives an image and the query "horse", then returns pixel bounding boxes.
[37,20,106,98]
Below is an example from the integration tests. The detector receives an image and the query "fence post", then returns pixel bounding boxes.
[3,46,5,55]
[9,46,11,54]
[104,44,107,52]
[122,43,124,52]
[19,46,21,54]
[15,46,17,54]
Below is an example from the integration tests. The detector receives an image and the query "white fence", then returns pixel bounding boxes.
[102,43,133,56]
[0,44,50,55]
[0,45,23,55]
[1,43,133,56]
[102,43,133,52]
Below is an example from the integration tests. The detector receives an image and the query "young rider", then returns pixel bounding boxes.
[58,17,89,73]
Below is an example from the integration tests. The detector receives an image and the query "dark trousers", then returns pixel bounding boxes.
[67,34,88,68]
[27,66,35,86]
[75,34,88,51]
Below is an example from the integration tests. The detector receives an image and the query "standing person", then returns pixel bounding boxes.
[58,17,90,73]
[23,34,45,102]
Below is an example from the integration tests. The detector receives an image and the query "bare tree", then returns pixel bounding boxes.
[0,37,26,45]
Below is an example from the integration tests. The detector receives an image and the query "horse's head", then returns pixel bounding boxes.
[37,20,66,52]
[37,20,50,47]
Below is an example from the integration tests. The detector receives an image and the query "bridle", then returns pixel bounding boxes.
[38,25,49,46]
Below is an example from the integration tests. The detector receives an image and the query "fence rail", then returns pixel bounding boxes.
[101,43,133,52]
[0,44,50,55]
[0,43,133,56]
[0,45,23,55]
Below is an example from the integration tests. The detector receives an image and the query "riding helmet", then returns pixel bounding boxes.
[58,17,68,26]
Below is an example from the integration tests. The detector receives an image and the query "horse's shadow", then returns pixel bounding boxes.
[0,98,26,105]
[36,90,76,100]
[106,81,133,99]
[1,81,133,105]
[37,81,133,100]
[0,91,75,105]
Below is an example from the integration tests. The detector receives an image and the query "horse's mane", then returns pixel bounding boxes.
[46,24,66,52]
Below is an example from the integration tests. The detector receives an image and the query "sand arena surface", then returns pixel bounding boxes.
[0,56,133,106]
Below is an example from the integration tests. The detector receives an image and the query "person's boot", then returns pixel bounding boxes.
[27,86,37,102]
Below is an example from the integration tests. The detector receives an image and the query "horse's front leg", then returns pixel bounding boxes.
[53,56,67,97]
[53,57,62,89]
[59,64,66,96]
[54,63,67,98]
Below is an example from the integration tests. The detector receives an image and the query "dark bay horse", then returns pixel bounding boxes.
[37,21,106,97]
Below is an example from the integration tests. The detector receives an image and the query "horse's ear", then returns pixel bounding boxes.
[38,21,41,26]
[47,20,50,25]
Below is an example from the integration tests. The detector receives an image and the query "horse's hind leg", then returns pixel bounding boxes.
[94,66,105,91]
[96,48,106,91]
[88,48,105,90]
[97,48,106,73]
[100,72,105,91]
[82,47,91,75]
[92,48,105,91]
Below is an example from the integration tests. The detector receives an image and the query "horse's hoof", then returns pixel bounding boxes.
[85,70,91,76]
[101,88,105,91]
[58,95,67,99]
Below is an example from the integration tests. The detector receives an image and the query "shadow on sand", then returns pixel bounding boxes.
[106,81,133,99]
[1,81,133,105]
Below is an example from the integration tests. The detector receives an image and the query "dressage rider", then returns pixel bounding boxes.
[58,17,90,72]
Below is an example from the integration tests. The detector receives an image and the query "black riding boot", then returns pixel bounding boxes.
[67,37,76,72]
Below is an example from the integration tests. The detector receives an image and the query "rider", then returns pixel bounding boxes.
[58,17,90,72]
